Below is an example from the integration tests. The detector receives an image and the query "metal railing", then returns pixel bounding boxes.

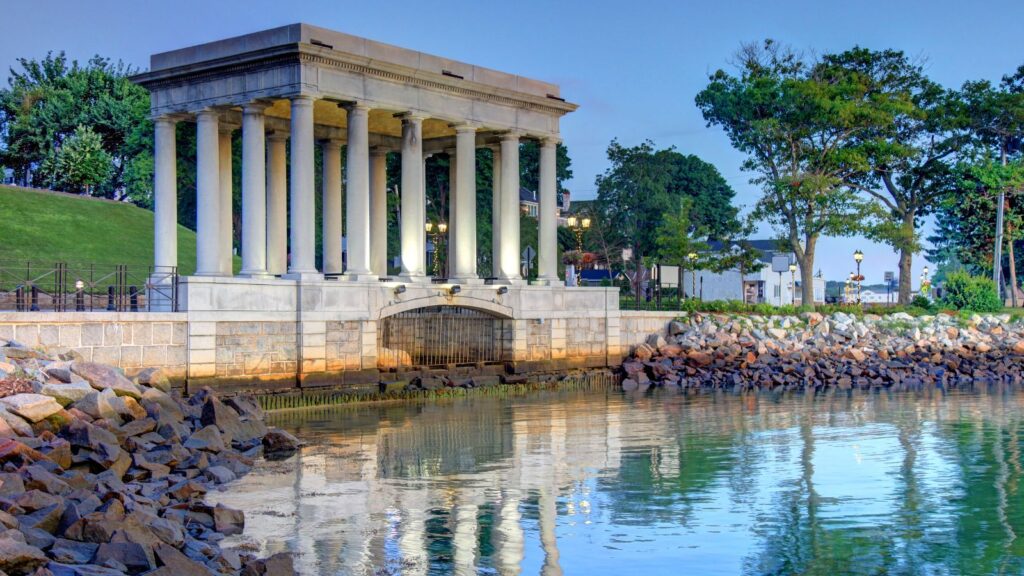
[0,261,179,312]
[378,306,508,369]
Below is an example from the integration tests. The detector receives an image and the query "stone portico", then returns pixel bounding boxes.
[127,23,623,388]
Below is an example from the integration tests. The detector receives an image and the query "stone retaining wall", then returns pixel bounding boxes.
[619,311,680,355]
[0,312,188,380]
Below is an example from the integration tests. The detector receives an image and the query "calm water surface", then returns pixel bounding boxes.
[210,387,1024,575]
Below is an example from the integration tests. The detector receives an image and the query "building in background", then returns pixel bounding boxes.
[683,240,826,305]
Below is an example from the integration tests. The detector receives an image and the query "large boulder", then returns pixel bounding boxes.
[262,428,300,455]
[74,389,120,422]
[134,367,171,392]
[0,394,63,423]
[70,362,142,399]
[0,406,34,437]
[39,381,95,407]
[0,536,48,574]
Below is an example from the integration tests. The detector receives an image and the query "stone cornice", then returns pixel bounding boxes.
[132,43,578,117]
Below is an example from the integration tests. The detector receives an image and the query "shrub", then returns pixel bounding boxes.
[910,295,933,310]
[939,272,1002,312]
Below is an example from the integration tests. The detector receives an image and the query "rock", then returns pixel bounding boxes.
[0,407,34,437]
[0,394,62,423]
[633,343,655,362]
[262,428,300,455]
[93,542,153,573]
[767,328,787,340]
[152,543,209,575]
[69,362,142,399]
[204,465,237,484]
[847,349,867,362]
[46,563,128,576]
[645,333,667,350]
[38,382,95,407]
[108,395,147,421]
[212,504,244,535]
[49,539,98,564]
[73,389,119,422]
[134,367,171,393]
[184,425,225,453]
[0,537,48,575]
[1013,340,1024,354]
[241,551,295,576]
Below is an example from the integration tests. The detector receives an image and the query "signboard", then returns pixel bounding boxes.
[521,246,536,265]
[659,265,680,286]
[771,255,791,273]
[884,271,894,283]
[622,248,633,262]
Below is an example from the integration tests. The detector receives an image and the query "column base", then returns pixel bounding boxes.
[532,278,564,287]
[448,276,485,285]
[342,272,380,282]
[282,271,324,282]
[396,274,432,284]
[495,278,529,286]
[239,270,274,279]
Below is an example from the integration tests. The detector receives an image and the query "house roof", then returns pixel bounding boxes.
[707,239,789,264]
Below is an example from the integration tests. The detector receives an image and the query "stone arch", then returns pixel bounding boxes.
[376,294,513,320]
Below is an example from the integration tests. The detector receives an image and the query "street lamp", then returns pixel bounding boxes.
[921,265,931,298]
[687,252,698,299]
[567,215,591,260]
[853,250,864,305]
[788,263,797,305]
[425,220,448,277]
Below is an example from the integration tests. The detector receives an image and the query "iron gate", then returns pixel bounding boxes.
[378,306,509,369]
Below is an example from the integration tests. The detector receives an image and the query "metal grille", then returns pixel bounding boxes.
[378,306,508,369]
[0,261,178,312]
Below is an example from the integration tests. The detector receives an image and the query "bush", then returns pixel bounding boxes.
[910,295,933,310]
[939,272,1002,312]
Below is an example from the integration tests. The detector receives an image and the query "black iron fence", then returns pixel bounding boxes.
[0,261,179,312]
[378,306,509,369]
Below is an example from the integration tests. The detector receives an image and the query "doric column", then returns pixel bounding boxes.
[322,139,343,275]
[398,114,427,282]
[537,136,561,285]
[286,95,319,279]
[498,132,522,282]
[452,125,479,282]
[369,147,388,277]
[344,103,375,280]
[491,145,502,279]
[194,109,221,276]
[446,149,457,278]
[265,131,288,275]
[218,125,235,276]
[240,103,269,278]
[153,116,178,272]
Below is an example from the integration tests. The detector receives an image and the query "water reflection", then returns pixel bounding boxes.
[210,388,1024,575]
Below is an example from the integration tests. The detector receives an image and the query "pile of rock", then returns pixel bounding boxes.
[0,339,301,575]
[623,311,1024,392]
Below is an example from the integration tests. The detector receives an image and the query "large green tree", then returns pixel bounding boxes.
[824,48,968,304]
[696,40,906,308]
[0,52,150,200]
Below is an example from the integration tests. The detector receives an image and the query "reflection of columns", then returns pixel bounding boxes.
[498,132,522,282]
[491,145,502,278]
[398,114,427,281]
[539,489,562,576]
[452,125,479,282]
[321,139,343,275]
[287,95,318,278]
[153,116,177,271]
[218,125,235,275]
[496,491,524,575]
[370,148,389,277]
[195,110,221,276]
[266,132,288,275]
[345,104,375,280]
[399,495,428,576]
[537,137,560,284]
[452,503,479,575]
[240,103,269,277]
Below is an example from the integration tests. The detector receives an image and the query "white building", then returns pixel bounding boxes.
[677,240,826,305]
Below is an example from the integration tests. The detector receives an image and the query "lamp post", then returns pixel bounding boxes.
[789,263,797,305]
[425,220,448,278]
[567,215,591,264]
[687,252,698,300]
[921,265,931,299]
[853,250,864,305]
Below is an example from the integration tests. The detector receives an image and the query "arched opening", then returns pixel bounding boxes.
[378,306,510,369]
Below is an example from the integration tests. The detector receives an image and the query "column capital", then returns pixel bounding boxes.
[499,131,522,142]
[218,123,240,135]
[451,123,480,133]
[343,101,372,113]
[540,135,562,147]
[242,100,272,114]
[266,130,289,142]
[195,108,220,121]
[395,111,429,122]
[152,112,188,124]
[289,94,318,102]
[320,138,344,150]
[370,146,389,157]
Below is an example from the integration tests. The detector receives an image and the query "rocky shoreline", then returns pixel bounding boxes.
[623,311,1024,391]
[0,339,301,575]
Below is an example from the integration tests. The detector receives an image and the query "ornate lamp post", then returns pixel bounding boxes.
[566,215,591,260]
[425,220,447,278]
[853,250,864,305]
[789,263,797,305]
[687,252,698,299]
[920,265,931,299]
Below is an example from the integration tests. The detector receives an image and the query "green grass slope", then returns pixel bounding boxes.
[0,185,200,275]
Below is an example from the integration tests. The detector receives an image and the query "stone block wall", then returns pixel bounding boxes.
[619,311,679,356]
[566,317,608,359]
[325,320,362,372]
[212,321,298,378]
[0,313,188,380]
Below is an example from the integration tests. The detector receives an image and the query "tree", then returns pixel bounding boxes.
[0,52,150,200]
[696,40,905,309]
[825,48,969,304]
[55,125,111,194]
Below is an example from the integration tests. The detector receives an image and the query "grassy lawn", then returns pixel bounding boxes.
[0,185,212,275]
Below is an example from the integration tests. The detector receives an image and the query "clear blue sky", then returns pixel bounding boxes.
[3,0,1022,285]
